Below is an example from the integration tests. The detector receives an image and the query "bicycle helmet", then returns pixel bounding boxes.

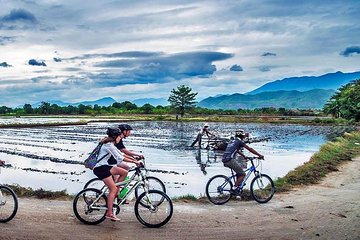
[107,127,121,138]
[118,124,133,132]
[235,129,246,138]
[203,123,209,128]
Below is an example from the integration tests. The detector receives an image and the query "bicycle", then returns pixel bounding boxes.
[0,160,18,223]
[83,157,166,200]
[73,164,173,227]
[205,156,275,205]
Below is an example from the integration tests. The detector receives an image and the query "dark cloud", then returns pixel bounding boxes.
[66,51,163,60]
[28,59,46,66]
[53,57,62,62]
[89,51,233,87]
[2,9,37,23]
[261,52,277,57]
[258,66,271,72]
[0,62,12,67]
[230,64,243,71]
[340,46,360,57]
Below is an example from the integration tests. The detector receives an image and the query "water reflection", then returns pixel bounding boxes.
[195,149,223,175]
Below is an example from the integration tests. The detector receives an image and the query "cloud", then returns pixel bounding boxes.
[2,8,37,23]
[0,36,16,45]
[258,66,271,72]
[90,51,233,86]
[261,52,277,57]
[66,51,163,61]
[230,64,243,71]
[340,46,360,57]
[28,59,46,66]
[0,62,12,67]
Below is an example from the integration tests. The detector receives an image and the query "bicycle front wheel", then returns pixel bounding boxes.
[0,185,18,223]
[134,176,166,199]
[73,188,107,225]
[205,175,233,205]
[134,190,173,228]
[250,174,275,203]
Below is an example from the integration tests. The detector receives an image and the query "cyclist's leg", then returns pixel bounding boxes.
[102,176,119,220]
[110,166,128,197]
[113,162,130,182]
[224,159,245,188]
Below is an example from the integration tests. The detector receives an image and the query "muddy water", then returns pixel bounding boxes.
[0,118,352,198]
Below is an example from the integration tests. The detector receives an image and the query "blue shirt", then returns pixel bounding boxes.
[222,138,245,162]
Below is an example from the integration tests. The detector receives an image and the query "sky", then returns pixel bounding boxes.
[0,0,359,107]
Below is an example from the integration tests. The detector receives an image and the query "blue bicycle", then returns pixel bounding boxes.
[205,156,275,204]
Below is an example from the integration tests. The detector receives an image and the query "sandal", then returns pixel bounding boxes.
[105,215,120,221]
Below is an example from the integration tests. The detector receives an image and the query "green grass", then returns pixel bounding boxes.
[172,194,198,201]
[5,184,72,200]
[274,131,360,192]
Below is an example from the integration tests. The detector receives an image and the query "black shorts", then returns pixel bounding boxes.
[93,165,114,180]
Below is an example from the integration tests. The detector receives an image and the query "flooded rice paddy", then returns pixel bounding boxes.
[0,117,352,198]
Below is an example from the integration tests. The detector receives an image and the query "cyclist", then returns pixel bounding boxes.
[100,124,143,171]
[93,127,142,221]
[190,123,214,148]
[222,129,264,194]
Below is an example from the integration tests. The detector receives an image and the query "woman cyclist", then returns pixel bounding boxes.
[93,127,142,221]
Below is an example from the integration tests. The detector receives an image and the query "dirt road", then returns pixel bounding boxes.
[2,157,360,240]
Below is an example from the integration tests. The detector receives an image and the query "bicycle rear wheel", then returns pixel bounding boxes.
[134,190,173,228]
[73,188,107,225]
[0,185,18,223]
[205,175,233,205]
[83,178,103,190]
[250,174,275,203]
[134,176,166,199]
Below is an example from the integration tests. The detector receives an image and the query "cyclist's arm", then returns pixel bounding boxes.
[123,155,142,166]
[120,148,144,159]
[243,144,264,159]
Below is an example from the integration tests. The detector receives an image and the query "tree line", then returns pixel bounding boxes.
[0,81,359,121]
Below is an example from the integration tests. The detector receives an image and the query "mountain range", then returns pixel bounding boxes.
[29,70,360,110]
[199,71,360,109]
[198,89,335,109]
[246,71,360,95]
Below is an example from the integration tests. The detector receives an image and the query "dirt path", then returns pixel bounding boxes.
[2,157,360,240]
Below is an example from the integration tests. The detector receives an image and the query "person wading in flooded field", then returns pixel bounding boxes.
[190,123,214,148]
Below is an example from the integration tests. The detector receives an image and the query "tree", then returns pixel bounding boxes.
[23,104,33,114]
[323,79,360,121]
[168,85,197,117]
[140,103,154,114]
[38,102,51,114]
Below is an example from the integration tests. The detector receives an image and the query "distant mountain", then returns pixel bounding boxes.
[32,100,71,107]
[77,97,116,106]
[31,97,116,107]
[246,71,360,95]
[132,98,168,106]
[198,89,335,109]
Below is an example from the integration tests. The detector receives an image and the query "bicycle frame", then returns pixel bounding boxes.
[88,166,151,211]
[227,157,262,190]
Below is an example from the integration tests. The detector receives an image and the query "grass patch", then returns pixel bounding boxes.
[274,131,360,192]
[172,194,198,201]
[5,184,72,200]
